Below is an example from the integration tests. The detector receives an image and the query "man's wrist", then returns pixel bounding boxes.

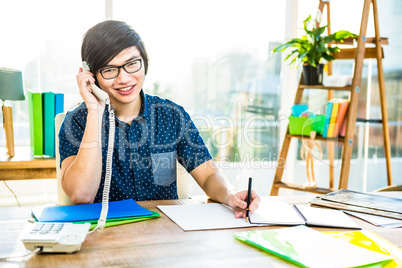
[86,101,105,112]
[225,190,236,206]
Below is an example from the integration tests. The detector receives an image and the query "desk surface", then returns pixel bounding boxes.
[1,195,401,267]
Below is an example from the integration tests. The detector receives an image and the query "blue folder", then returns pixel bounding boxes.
[32,199,153,222]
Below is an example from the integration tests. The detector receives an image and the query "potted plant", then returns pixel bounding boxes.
[273,15,358,85]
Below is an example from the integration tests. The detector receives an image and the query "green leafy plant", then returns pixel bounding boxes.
[273,15,358,67]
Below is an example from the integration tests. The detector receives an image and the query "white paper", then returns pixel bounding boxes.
[249,200,305,225]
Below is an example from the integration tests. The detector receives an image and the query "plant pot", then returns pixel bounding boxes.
[302,64,324,85]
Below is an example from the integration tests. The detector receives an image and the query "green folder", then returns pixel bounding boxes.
[42,92,56,157]
[27,90,43,156]
[234,226,392,268]
[74,211,161,230]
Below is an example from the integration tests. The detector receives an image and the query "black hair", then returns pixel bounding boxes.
[81,20,149,77]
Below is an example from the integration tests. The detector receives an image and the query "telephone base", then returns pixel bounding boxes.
[21,222,91,253]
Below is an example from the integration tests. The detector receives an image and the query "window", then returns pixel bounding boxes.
[113,0,286,164]
[0,0,105,205]
[0,0,105,147]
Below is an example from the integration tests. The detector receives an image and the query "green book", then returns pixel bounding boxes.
[27,91,43,156]
[42,92,56,157]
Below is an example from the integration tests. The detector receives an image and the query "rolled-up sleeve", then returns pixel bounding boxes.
[58,104,87,167]
[175,106,212,173]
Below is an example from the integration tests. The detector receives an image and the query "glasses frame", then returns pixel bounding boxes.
[99,58,143,80]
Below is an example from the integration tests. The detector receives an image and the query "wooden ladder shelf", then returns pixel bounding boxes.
[270,0,393,196]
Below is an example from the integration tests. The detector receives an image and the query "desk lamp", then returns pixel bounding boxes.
[0,68,25,158]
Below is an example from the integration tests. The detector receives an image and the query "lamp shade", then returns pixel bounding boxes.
[0,67,25,101]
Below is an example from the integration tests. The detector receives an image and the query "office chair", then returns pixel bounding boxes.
[374,185,402,192]
[55,113,74,205]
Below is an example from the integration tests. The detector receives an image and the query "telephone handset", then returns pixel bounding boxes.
[82,61,115,233]
[82,61,110,105]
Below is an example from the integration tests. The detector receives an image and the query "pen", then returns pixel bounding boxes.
[246,177,252,223]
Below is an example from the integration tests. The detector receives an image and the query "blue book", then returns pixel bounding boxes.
[32,199,153,222]
[55,93,64,116]
[322,101,333,138]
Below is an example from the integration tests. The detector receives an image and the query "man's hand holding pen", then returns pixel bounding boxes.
[227,178,260,219]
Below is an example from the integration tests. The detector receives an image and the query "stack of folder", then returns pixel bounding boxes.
[32,199,160,230]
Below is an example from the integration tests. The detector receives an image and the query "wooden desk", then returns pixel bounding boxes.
[1,196,401,267]
[0,147,56,180]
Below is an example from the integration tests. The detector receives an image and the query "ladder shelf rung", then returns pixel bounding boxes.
[332,36,388,45]
[298,85,353,91]
[333,47,384,60]
[287,134,345,143]
[273,182,334,194]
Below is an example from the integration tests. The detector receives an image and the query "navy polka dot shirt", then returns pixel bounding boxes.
[59,90,212,202]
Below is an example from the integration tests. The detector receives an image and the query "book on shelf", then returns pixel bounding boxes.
[42,92,56,157]
[339,113,348,137]
[55,93,64,117]
[326,101,339,138]
[333,99,349,137]
[27,90,43,156]
[322,101,333,138]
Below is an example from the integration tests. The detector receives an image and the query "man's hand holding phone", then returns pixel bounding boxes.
[77,62,107,111]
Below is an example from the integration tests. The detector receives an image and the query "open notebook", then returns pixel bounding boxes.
[157,200,360,231]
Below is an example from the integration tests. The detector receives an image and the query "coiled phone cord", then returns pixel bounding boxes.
[89,105,115,233]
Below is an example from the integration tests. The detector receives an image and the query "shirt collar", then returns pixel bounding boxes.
[103,89,148,128]
[137,89,148,121]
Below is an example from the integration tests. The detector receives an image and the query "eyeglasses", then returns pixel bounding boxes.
[99,59,142,80]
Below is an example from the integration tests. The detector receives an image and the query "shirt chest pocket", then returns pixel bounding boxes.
[151,151,177,186]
